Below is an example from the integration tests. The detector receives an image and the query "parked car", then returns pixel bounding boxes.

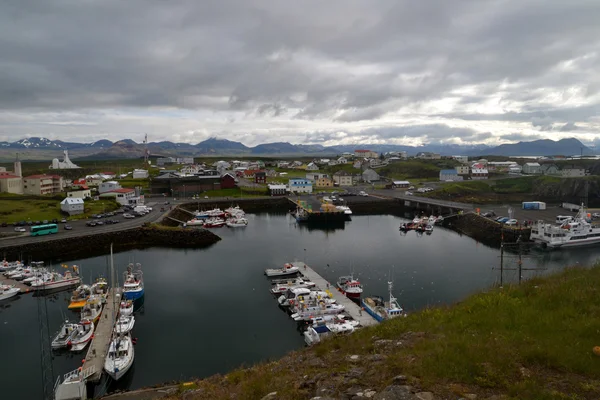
[497,217,510,224]
[51,219,58,224]
[14,227,26,232]
[96,221,105,226]
[86,221,97,227]
[64,225,73,230]
[61,218,67,223]
[408,186,415,190]
[406,191,414,196]
[164,201,170,205]
[358,191,368,197]
[123,214,135,219]
[204,195,209,199]
[592,213,600,219]
[504,219,518,226]
[482,211,496,218]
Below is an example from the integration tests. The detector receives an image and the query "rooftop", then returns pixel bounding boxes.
[25,174,61,179]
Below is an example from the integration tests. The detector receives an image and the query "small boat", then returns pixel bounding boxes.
[0,260,24,272]
[120,300,134,316]
[0,283,20,301]
[278,287,332,307]
[68,284,91,309]
[31,270,81,292]
[291,302,346,321]
[196,208,226,219]
[22,268,48,284]
[226,217,248,227]
[104,334,135,381]
[69,320,95,352]
[434,216,444,225]
[264,263,300,277]
[336,275,363,299]
[412,217,421,224]
[186,218,205,226]
[122,263,144,301]
[425,224,434,234]
[225,206,245,217]
[51,321,78,349]
[5,267,26,279]
[203,217,226,228]
[304,320,356,346]
[91,277,109,302]
[270,278,316,294]
[335,205,353,215]
[361,281,406,323]
[80,296,103,323]
[114,315,135,335]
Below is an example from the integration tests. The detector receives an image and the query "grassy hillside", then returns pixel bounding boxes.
[379,159,460,180]
[161,265,600,400]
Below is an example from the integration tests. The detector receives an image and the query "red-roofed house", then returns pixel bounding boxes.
[23,174,63,195]
[243,169,261,179]
[354,149,378,158]
[98,188,137,205]
[0,172,23,194]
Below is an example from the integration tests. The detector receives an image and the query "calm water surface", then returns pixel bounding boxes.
[2,213,600,398]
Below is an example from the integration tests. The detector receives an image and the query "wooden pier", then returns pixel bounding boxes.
[291,262,377,327]
[1,277,33,293]
[84,288,120,383]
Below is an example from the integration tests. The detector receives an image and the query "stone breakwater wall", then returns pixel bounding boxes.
[442,213,530,247]
[1,226,221,261]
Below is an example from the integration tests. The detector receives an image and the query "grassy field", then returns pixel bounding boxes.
[379,159,460,180]
[0,198,120,223]
[167,265,600,400]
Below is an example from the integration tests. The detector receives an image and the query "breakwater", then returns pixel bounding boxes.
[0,226,221,262]
[442,213,530,247]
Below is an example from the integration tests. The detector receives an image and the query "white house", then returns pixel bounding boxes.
[60,198,84,215]
[306,173,328,181]
[440,169,463,181]
[471,168,489,180]
[306,162,319,171]
[333,171,354,186]
[288,178,313,194]
[99,181,122,194]
[268,184,287,196]
[337,157,347,164]
[455,165,470,175]
[132,169,149,179]
[362,169,380,182]
[522,163,542,174]
[99,188,137,206]
[453,155,469,163]
[561,167,586,177]
[66,188,92,199]
[181,165,203,175]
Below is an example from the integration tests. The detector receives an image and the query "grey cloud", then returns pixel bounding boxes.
[559,122,580,132]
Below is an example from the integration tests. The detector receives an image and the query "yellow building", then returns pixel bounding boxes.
[316,177,333,188]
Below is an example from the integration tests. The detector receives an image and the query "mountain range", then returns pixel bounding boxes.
[0,136,594,161]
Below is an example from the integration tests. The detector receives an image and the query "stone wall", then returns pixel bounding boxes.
[442,213,530,247]
[1,226,221,262]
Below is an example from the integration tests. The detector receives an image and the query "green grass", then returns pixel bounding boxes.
[171,265,600,400]
[379,159,460,180]
[118,178,150,191]
[0,198,120,223]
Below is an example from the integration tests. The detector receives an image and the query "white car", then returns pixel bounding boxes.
[123,213,136,219]
[358,191,368,197]
[504,219,518,226]
[592,213,600,219]
[14,227,26,232]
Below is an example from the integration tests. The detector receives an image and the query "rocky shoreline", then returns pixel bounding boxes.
[442,212,530,247]
[0,225,221,262]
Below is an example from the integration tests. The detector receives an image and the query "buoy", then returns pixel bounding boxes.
[593,346,600,356]
[82,359,85,364]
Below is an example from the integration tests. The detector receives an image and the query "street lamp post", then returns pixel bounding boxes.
[303,248,307,265]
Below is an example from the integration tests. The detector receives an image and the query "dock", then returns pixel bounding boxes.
[1,278,33,293]
[291,262,377,327]
[84,288,120,383]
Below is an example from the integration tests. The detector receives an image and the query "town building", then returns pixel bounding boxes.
[486,161,518,172]
[220,173,237,189]
[288,178,313,194]
[180,165,204,175]
[98,188,136,205]
[439,169,462,181]
[23,175,63,195]
[561,167,586,177]
[522,163,542,175]
[354,149,378,158]
[150,175,221,196]
[471,168,489,180]
[540,164,560,176]
[268,184,287,196]
[306,162,319,171]
[337,157,348,164]
[50,150,80,169]
[0,172,23,194]
[333,171,354,186]
[132,169,149,179]
[99,181,122,194]
[84,175,104,186]
[362,168,380,182]
[452,155,469,163]
[306,173,329,181]
[60,198,84,215]
[66,188,92,199]
[315,177,334,188]
[416,152,441,160]
[455,165,470,175]
[255,171,267,184]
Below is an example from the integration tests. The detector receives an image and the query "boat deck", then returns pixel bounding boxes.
[84,288,120,383]
[1,278,33,293]
[291,262,377,327]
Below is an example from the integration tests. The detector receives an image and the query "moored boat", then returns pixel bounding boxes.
[226,217,248,227]
[104,333,135,381]
[203,217,226,228]
[120,300,134,316]
[0,283,20,301]
[186,218,205,226]
[277,287,332,307]
[80,296,103,323]
[51,321,78,349]
[336,275,363,299]
[114,315,135,335]
[69,320,95,352]
[31,270,81,292]
[91,277,109,302]
[291,302,346,321]
[122,263,144,301]
[265,263,300,277]
[68,284,91,309]
[361,281,406,323]
[270,278,316,294]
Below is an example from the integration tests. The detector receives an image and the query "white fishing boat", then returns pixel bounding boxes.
[196,208,225,218]
[91,277,109,302]
[304,320,357,346]
[270,278,316,294]
[203,217,225,228]
[335,205,353,215]
[22,268,48,284]
[265,263,300,277]
[122,263,144,301]
[31,270,81,292]
[361,281,407,323]
[80,296,103,323]
[0,283,20,301]
[114,315,135,335]
[308,314,360,327]
[51,321,78,349]
[5,266,26,279]
[531,205,600,249]
[336,275,363,299]
[226,217,248,227]
[225,206,245,217]
[434,216,444,225]
[425,224,434,234]
[120,300,134,316]
[186,218,205,226]
[291,302,346,321]
[69,320,95,352]
[412,217,421,224]
[104,333,135,381]
[278,287,332,307]
[0,260,24,272]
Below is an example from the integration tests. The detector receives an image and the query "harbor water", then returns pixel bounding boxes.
[1,212,599,398]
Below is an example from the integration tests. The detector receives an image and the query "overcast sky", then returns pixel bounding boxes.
[1,0,599,147]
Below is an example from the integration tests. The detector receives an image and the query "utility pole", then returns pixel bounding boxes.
[495,231,544,285]
[37,292,54,400]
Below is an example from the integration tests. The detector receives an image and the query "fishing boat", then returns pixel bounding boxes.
[0,283,20,301]
[434,216,444,225]
[335,205,353,215]
[91,277,109,302]
[31,270,80,292]
[114,315,135,335]
[68,284,91,309]
[122,263,144,301]
[265,263,300,277]
[186,218,205,226]
[80,296,103,323]
[336,275,363,299]
[0,260,24,272]
[104,333,135,381]
[120,300,134,316]
[196,208,226,219]
[425,224,434,234]
[291,302,346,321]
[51,321,78,349]
[304,320,357,346]
[225,206,245,217]
[226,217,248,227]
[531,205,600,249]
[69,320,95,352]
[203,217,226,228]
[361,281,406,323]
[22,268,48,284]
[270,278,316,294]
[277,287,332,307]
[5,266,26,279]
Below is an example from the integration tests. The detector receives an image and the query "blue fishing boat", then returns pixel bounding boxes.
[361,281,406,323]
[122,263,144,301]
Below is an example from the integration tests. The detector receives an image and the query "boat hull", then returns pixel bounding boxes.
[32,278,81,292]
[338,288,361,299]
[360,298,384,323]
[68,299,88,310]
[0,288,20,301]
[123,288,144,301]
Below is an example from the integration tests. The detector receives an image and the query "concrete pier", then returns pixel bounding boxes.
[1,277,33,293]
[84,288,120,383]
[291,262,377,327]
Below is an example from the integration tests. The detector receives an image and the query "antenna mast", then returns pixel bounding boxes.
[143,134,149,166]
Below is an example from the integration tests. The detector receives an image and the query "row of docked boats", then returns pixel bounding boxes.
[186,206,249,228]
[1,261,82,301]
[399,215,443,234]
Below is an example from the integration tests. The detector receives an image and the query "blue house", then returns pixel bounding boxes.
[288,178,313,194]
[439,169,463,181]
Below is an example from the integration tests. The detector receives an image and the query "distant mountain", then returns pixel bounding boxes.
[467,138,594,157]
[196,138,249,154]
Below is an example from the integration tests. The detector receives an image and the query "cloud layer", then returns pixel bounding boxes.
[1,0,599,147]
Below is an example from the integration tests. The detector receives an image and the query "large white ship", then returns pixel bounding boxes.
[530,206,600,249]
